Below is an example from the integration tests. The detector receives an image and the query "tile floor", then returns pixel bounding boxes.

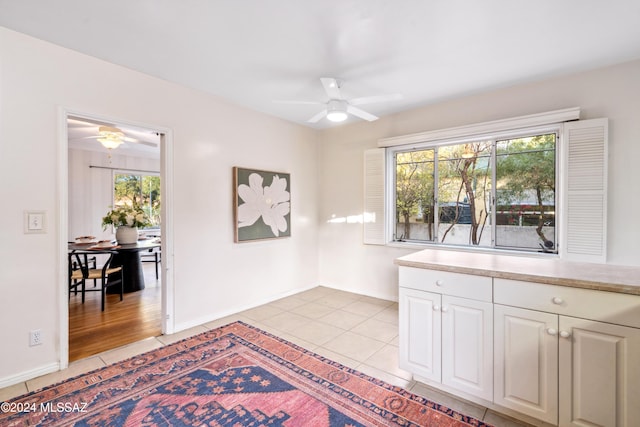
[0,285,541,426]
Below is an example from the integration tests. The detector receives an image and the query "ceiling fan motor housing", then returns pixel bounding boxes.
[98,126,124,138]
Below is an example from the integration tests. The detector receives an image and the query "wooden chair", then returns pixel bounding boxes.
[69,250,124,311]
[141,247,161,279]
[68,249,97,293]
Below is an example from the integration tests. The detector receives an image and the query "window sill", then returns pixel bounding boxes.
[386,240,559,260]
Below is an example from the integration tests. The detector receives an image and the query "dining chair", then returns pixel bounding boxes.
[68,249,97,294]
[141,247,161,279]
[69,250,124,311]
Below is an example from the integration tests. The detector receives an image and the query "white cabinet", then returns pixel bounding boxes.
[558,316,640,427]
[399,266,640,427]
[441,295,493,400]
[494,304,559,424]
[494,279,640,427]
[399,288,441,381]
[399,268,493,401]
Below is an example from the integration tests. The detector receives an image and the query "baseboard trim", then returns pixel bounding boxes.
[0,362,60,390]
[172,283,318,333]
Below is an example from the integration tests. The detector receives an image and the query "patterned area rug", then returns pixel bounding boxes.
[2,322,493,426]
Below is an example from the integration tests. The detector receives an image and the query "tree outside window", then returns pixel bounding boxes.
[392,131,557,253]
[114,173,161,228]
[395,150,434,241]
[495,134,556,251]
[438,142,492,246]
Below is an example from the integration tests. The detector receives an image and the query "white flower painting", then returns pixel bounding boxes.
[233,167,291,242]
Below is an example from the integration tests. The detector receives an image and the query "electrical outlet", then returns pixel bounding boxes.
[29,329,43,346]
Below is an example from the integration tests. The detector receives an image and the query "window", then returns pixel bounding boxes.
[369,109,606,261]
[390,129,558,253]
[114,172,161,229]
[495,134,556,251]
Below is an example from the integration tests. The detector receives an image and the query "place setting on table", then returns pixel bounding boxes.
[69,236,120,251]
[88,239,121,250]
[136,232,161,244]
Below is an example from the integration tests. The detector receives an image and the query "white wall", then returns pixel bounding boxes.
[0,27,318,384]
[318,59,640,301]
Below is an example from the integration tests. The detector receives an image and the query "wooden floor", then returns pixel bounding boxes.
[68,264,162,362]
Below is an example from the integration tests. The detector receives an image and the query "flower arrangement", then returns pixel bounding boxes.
[102,205,151,229]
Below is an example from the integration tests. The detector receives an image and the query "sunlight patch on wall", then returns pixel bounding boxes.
[327,212,376,224]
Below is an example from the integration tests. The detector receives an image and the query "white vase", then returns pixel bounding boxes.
[116,226,138,244]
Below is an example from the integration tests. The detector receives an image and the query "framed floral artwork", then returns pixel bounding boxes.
[233,167,291,242]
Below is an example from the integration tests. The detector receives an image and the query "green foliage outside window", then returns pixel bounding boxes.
[495,134,556,249]
[114,174,161,228]
[394,132,556,252]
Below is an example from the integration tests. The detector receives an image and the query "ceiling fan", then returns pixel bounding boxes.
[68,117,158,150]
[276,77,402,123]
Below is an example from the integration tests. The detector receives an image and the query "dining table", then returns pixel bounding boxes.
[68,239,161,293]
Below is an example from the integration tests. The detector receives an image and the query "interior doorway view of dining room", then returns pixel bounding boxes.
[66,114,164,362]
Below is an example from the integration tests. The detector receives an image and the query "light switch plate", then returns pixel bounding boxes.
[24,210,47,234]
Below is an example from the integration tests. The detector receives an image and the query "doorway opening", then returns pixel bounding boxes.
[63,113,171,363]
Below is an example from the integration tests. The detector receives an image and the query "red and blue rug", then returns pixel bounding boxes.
[1,322,492,426]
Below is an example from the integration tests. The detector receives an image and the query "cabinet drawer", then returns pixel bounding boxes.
[494,278,640,328]
[399,267,492,302]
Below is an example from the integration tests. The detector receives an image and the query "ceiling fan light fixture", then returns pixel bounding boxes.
[326,100,348,122]
[326,111,348,122]
[97,136,124,149]
[97,126,125,149]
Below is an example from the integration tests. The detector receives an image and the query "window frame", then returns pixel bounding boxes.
[386,124,561,254]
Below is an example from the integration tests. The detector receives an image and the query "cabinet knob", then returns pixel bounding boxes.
[441,306,448,313]
[547,328,557,336]
[435,280,443,287]
[552,297,564,305]
[559,330,571,338]
[433,305,440,311]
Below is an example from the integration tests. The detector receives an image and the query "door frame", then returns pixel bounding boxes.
[57,107,175,369]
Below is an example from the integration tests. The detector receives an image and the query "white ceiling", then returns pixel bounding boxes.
[1,1,639,129]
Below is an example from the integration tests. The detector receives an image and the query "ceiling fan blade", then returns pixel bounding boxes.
[320,77,342,100]
[273,100,324,105]
[349,93,403,106]
[124,137,157,147]
[307,109,328,123]
[347,105,379,122]
[69,136,101,140]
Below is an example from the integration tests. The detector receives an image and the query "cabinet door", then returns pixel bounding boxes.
[559,317,640,427]
[441,295,493,401]
[399,288,441,382]
[494,304,558,425]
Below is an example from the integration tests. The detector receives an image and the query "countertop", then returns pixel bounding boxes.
[395,249,640,296]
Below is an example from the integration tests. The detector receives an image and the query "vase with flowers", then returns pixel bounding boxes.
[102,205,151,244]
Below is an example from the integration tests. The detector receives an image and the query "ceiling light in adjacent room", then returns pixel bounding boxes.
[97,126,124,149]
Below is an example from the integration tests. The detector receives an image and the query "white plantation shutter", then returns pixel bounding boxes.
[364,148,386,245]
[561,118,608,262]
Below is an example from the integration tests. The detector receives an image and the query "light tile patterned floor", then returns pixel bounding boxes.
[0,286,541,426]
